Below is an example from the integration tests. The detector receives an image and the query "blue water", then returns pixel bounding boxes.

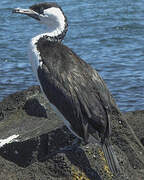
[0,0,144,112]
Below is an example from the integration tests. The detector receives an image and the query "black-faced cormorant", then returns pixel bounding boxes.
[13,2,120,175]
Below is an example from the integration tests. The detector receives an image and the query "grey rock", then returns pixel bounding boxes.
[123,110,144,146]
[0,86,144,180]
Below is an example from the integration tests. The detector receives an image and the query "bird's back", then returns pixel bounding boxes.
[36,39,117,142]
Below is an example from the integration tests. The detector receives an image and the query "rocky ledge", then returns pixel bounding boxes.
[0,86,144,180]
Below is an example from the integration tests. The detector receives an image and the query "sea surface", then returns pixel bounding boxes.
[0,0,144,112]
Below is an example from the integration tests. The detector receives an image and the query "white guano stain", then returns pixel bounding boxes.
[0,134,19,148]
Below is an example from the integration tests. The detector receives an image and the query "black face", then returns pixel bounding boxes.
[30,2,60,15]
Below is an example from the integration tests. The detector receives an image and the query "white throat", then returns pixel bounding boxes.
[39,7,65,37]
[29,7,67,84]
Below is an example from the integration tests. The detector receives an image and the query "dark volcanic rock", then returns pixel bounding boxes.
[0,86,144,180]
[123,110,144,146]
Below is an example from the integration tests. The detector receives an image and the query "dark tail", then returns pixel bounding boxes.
[102,142,120,176]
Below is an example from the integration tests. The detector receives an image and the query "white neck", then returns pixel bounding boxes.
[39,7,66,38]
[29,7,67,81]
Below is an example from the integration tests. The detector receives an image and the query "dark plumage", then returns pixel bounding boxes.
[13,2,120,175]
[37,39,111,142]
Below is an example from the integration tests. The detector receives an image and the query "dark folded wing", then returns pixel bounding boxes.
[37,46,116,141]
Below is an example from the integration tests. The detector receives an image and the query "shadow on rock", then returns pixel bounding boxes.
[23,98,47,118]
[65,148,101,180]
[0,137,39,167]
[0,126,101,179]
[0,127,66,167]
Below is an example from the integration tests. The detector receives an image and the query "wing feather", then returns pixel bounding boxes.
[37,43,116,141]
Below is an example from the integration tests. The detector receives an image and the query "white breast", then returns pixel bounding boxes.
[29,35,42,81]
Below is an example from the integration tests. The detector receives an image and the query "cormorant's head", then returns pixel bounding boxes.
[13,2,68,40]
